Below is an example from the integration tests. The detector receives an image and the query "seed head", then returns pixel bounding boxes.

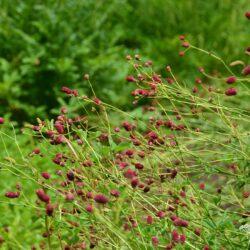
[166,65,172,72]
[83,74,90,80]
[134,54,140,60]
[126,55,132,60]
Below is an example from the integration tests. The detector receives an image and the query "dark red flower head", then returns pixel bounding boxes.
[181,42,189,48]
[172,229,179,241]
[245,12,250,19]
[94,194,109,204]
[225,87,237,96]
[41,172,50,180]
[66,170,75,181]
[126,75,137,82]
[85,204,93,213]
[131,177,139,188]
[226,76,237,84]
[46,203,54,216]
[110,189,120,197]
[36,189,50,203]
[5,191,20,198]
[151,236,159,246]
[147,215,153,224]
[242,65,250,75]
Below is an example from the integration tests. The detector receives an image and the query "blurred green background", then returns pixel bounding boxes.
[0,0,249,123]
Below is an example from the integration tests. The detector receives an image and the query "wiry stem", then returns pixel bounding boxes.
[45,215,52,250]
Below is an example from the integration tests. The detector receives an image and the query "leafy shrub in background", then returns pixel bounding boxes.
[0,0,249,123]
[0,11,250,248]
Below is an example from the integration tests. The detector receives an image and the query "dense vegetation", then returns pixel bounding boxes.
[0,0,249,122]
[0,1,250,250]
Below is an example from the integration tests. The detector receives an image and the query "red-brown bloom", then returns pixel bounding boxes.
[110,189,120,197]
[147,215,153,224]
[66,170,75,181]
[126,75,137,82]
[173,218,189,227]
[242,65,250,75]
[245,12,250,20]
[225,87,237,96]
[134,163,144,170]
[181,42,189,48]
[226,76,237,84]
[5,191,20,198]
[85,204,93,213]
[36,189,50,203]
[46,203,54,216]
[151,236,159,246]
[172,229,179,241]
[131,177,139,188]
[0,117,4,124]
[41,172,50,180]
[94,194,109,204]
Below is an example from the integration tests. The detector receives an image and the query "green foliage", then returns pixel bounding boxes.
[0,0,249,123]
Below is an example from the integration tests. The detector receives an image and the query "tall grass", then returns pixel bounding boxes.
[0,35,249,248]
